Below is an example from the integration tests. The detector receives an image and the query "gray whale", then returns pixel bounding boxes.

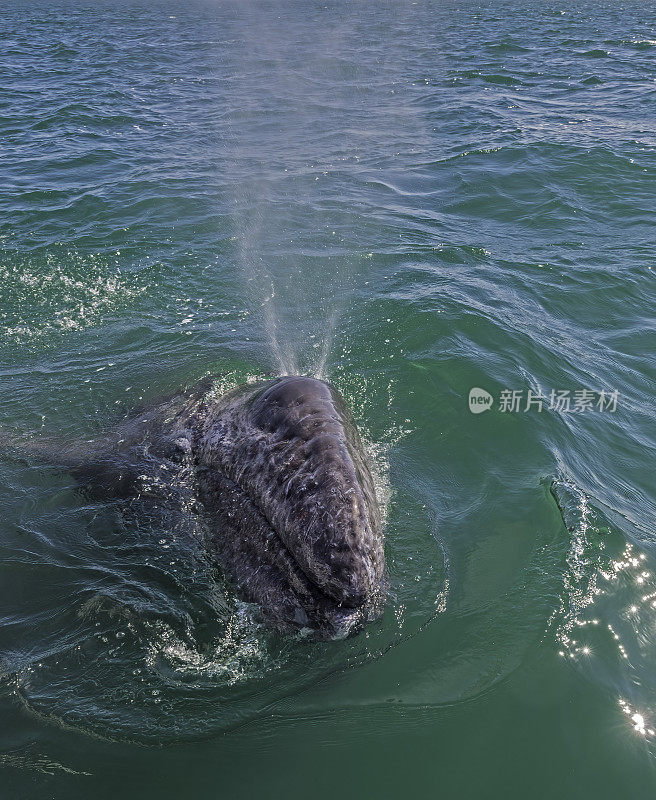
[10,376,387,638]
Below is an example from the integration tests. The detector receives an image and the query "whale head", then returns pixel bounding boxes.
[200,375,387,638]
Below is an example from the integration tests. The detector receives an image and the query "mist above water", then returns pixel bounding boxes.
[219,2,421,377]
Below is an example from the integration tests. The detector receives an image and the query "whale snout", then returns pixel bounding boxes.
[306,481,381,609]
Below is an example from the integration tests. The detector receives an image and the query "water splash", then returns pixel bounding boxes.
[144,603,278,685]
[0,250,148,346]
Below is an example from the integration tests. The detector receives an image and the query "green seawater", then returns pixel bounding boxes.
[1,0,655,797]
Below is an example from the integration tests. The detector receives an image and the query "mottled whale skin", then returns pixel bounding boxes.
[17,376,387,638]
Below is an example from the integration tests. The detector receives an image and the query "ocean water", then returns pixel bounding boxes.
[1,0,655,797]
